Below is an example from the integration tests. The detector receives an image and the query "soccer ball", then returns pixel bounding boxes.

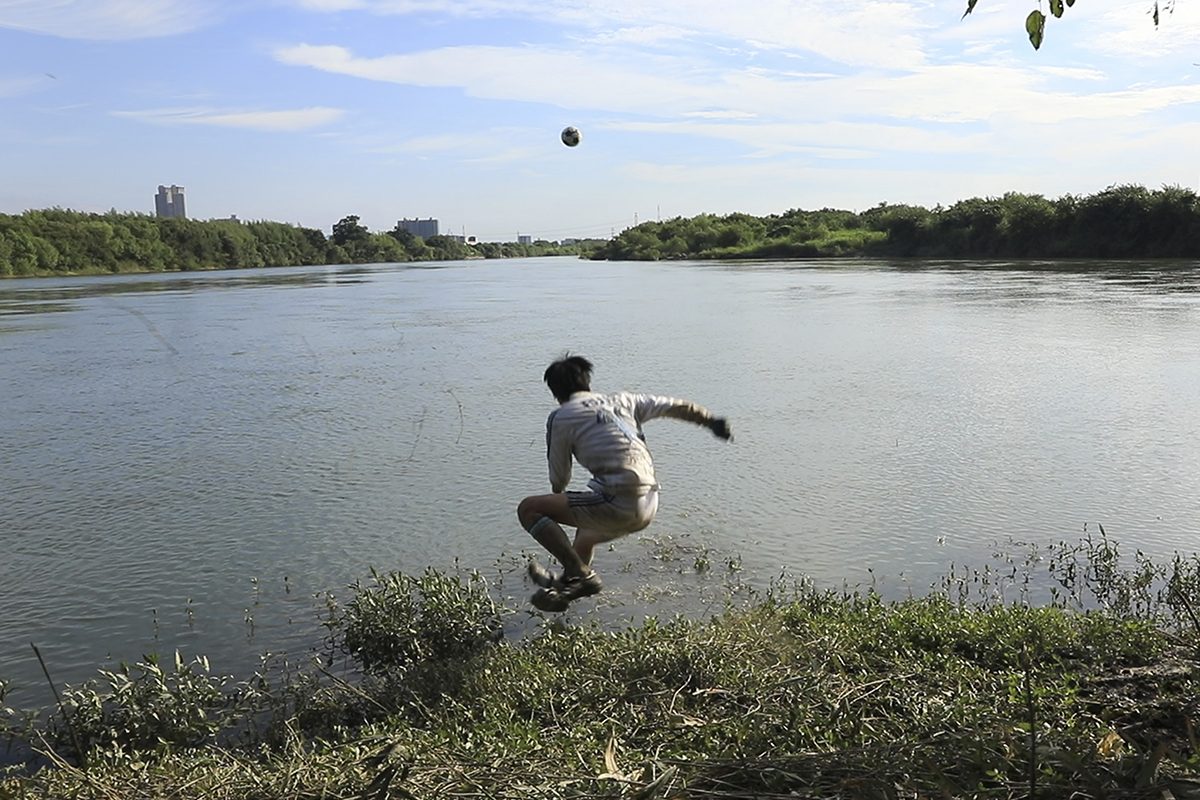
[560,126,581,147]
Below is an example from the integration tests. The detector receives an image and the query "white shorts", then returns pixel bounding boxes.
[566,488,659,541]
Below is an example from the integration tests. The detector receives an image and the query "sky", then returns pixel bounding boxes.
[1,0,1199,241]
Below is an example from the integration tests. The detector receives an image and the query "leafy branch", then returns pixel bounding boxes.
[964,0,1172,50]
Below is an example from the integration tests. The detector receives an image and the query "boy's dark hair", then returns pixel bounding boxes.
[544,355,593,402]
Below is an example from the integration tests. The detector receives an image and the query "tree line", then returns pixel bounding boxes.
[592,184,1200,261]
[0,209,589,277]
[8,185,1194,276]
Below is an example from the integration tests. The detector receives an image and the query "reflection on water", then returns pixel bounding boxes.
[0,264,386,317]
[0,301,76,316]
[1,256,1199,713]
[4,259,1198,311]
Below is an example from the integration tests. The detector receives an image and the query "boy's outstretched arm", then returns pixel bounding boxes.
[635,395,733,440]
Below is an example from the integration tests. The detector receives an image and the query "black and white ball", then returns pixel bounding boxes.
[560,126,581,147]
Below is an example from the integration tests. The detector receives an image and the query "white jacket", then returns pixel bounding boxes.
[545,390,713,495]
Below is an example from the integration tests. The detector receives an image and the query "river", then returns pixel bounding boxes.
[2,256,1198,710]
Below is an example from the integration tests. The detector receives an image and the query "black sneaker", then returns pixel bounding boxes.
[558,571,603,601]
[530,587,571,613]
[527,559,562,589]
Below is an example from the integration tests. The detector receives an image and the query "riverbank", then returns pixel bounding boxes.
[0,208,594,278]
[2,538,1198,799]
[0,250,571,280]
[588,185,1200,261]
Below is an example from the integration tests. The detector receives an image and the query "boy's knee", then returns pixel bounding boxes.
[517,496,543,527]
[518,493,574,531]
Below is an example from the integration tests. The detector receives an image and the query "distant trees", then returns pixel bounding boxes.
[591,185,1200,262]
[13,185,1193,278]
[331,215,370,248]
[0,210,583,278]
[0,210,340,276]
[424,235,472,261]
[386,224,419,252]
[327,216,408,264]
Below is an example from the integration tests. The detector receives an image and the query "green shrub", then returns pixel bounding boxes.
[49,652,236,759]
[334,568,502,676]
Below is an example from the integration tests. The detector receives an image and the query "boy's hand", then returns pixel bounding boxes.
[709,417,733,441]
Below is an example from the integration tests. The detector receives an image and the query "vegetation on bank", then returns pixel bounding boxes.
[592,184,1200,261]
[7,182,1199,278]
[1,534,1197,799]
[0,209,596,278]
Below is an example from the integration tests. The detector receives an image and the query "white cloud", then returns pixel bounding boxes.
[606,119,989,157]
[684,110,759,120]
[462,145,541,164]
[367,128,527,153]
[354,126,543,165]
[0,0,216,40]
[289,0,930,69]
[588,24,691,45]
[938,1,1025,46]
[1071,0,1200,57]
[291,0,546,15]
[380,132,495,153]
[0,75,45,97]
[275,40,1200,128]
[112,106,346,131]
[1037,66,1108,81]
[293,0,366,9]
[273,43,723,115]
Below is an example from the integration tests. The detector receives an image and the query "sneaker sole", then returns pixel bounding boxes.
[531,588,571,613]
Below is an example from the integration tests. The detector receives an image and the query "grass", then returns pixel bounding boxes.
[1,536,1198,799]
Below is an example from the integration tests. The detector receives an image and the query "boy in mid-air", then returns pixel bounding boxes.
[518,355,732,612]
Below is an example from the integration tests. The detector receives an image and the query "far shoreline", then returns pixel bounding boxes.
[7,253,1200,283]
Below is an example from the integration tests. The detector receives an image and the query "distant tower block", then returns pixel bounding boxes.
[155,185,187,219]
[396,218,438,238]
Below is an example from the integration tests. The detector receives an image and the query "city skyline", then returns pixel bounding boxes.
[2,1,1199,240]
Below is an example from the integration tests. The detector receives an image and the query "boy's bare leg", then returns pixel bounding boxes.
[517,493,588,578]
[572,528,608,569]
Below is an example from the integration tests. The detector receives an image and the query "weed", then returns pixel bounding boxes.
[48,652,237,759]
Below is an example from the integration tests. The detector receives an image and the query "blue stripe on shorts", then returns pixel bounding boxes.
[566,490,614,507]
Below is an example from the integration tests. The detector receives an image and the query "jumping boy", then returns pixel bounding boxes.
[517,355,732,612]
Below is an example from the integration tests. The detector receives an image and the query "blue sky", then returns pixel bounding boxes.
[2,0,1199,241]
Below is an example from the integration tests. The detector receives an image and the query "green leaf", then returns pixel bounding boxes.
[1153,1,1160,26]
[1026,9,1046,49]
[1049,0,1064,17]
[1065,0,1075,6]
[962,0,979,18]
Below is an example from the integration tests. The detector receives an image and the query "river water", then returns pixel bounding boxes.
[2,257,1198,710]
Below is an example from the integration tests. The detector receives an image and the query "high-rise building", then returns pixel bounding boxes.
[396,217,438,238]
[517,235,532,245]
[155,185,187,219]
